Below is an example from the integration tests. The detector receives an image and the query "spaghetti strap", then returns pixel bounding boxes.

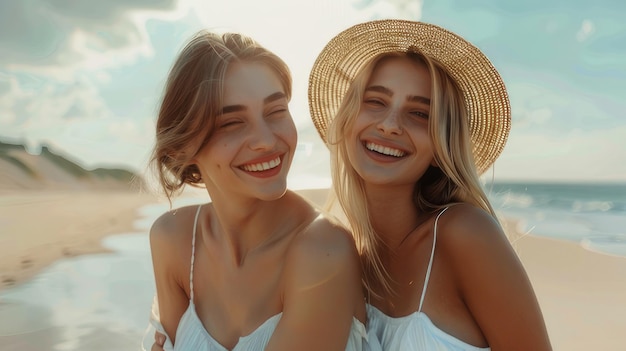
[189,205,203,303]
[418,206,450,313]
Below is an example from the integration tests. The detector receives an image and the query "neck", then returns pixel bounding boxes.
[208,190,300,267]
[364,183,423,249]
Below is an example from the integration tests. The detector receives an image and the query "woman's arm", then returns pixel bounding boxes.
[150,211,192,345]
[445,205,552,351]
[266,219,366,351]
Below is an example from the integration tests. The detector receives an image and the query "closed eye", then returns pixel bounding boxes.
[364,99,386,107]
[218,119,243,129]
[409,110,429,119]
[268,107,288,116]
[263,108,288,122]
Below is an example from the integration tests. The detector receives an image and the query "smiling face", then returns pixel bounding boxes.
[346,55,434,188]
[194,61,297,202]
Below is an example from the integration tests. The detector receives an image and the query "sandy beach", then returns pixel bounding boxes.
[0,190,157,290]
[514,232,626,350]
[1,188,625,350]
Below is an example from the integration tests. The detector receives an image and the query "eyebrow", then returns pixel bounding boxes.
[408,95,430,105]
[220,92,287,114]
[365,85,430,105]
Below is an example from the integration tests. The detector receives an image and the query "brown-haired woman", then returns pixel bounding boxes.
[145,30,377,351]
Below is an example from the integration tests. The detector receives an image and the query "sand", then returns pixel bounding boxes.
[0,190,157,290]
[514,233,626,350]
[1,188,625,350]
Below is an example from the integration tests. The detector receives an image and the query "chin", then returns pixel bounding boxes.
[256,182,289,201]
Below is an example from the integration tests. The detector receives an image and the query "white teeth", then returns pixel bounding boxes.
[241,157,281,172]
[365,142,405,157]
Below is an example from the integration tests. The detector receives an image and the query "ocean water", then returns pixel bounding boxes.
[486,182,626,257]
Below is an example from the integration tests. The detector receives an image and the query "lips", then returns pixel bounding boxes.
[364,141,406,157]
[240,156,281,172]
[237,154,285,179]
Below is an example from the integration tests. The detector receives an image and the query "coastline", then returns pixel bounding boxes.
[1,188,625,350]
[0,190,157,291]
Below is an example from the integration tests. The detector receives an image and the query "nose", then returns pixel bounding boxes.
[377,109,403,135]
[249,119,277,150]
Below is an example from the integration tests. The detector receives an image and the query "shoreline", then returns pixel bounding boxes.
[0,190,157,291]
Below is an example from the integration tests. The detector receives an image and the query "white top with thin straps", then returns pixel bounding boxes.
[366,207,491,351]
[145,205,380,351]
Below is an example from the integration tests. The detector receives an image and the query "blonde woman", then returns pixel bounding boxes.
[308,20,552,350]
[145,30,377,351]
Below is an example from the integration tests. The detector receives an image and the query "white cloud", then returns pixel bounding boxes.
[514,107,553,128]
[507,78,614,132]
[40,80,108,121]
[576,19,595,42]
[0,0,187,77]
[498,75,626,181]
[108,118,155,144]
[0,0,183,170]
[0,73,114,141]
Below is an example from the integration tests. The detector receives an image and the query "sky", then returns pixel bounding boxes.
[0,0,625,184]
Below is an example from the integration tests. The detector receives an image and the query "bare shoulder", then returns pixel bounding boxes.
[436,203,510,256]
[282,213,362,296]
[282,190,356,258]
[281,212,364,325]
[150,204,205,254]
[435,203,528,293]
[287,213,358,265]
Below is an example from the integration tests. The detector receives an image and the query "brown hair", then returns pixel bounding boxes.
[149,31,292,202]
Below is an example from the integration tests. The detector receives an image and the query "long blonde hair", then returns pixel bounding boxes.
[328,51,498,296]
[149,31,292,202]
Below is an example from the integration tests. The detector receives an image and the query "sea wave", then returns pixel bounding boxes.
[581,234,626,257]
[572,200,616,213]
[490,191,624,214]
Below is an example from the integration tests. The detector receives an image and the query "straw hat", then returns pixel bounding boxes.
[308,19,511,174]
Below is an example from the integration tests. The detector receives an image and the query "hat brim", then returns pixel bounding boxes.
[308,19,511,175]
